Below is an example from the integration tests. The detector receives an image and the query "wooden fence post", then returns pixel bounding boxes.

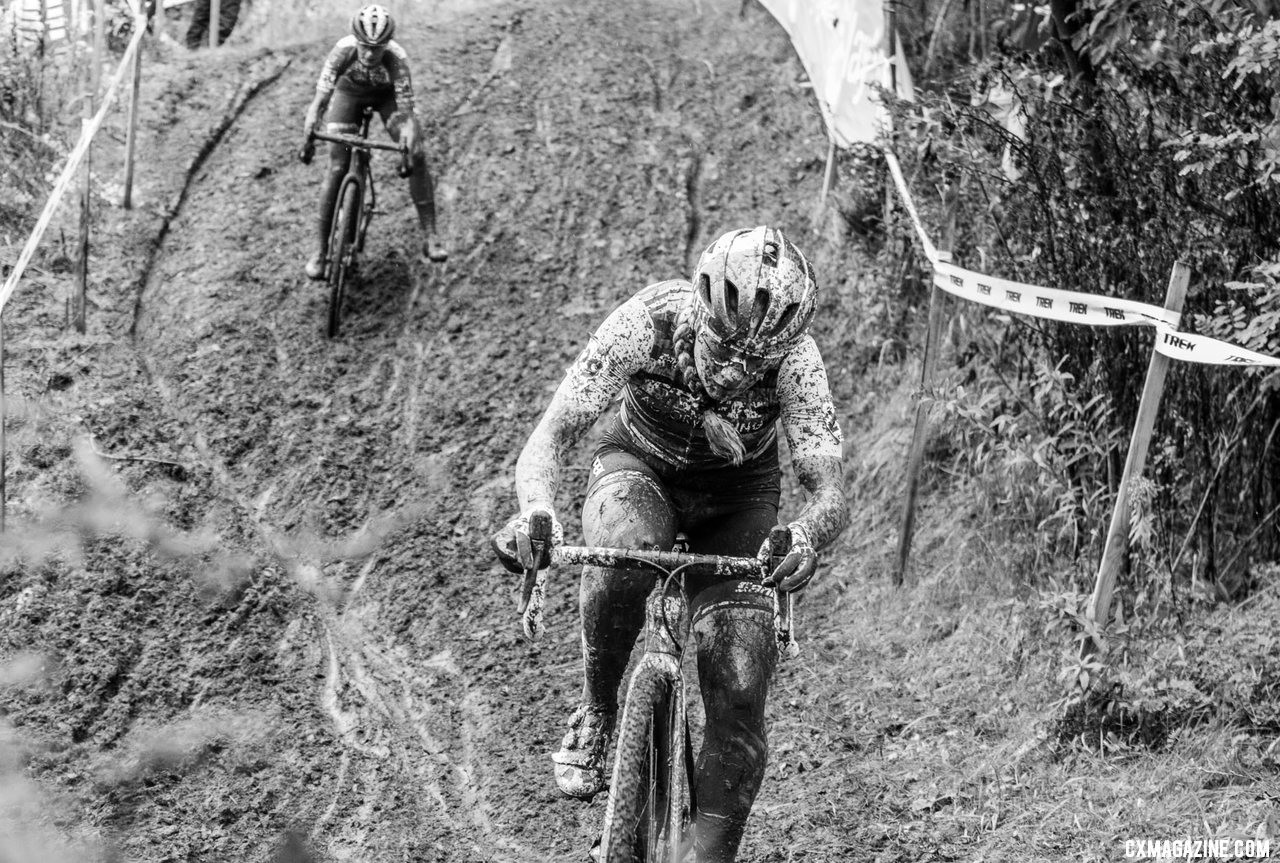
[819,139,836,204]
[1081,261,1192,660]
[1,315,6,532]
[209,0,220,47]
[893,202,958,585]
[122,15,143,208]
[72,0,104,332]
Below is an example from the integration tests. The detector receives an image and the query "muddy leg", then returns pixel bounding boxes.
[579,468,677,710]
[691,602,776,863]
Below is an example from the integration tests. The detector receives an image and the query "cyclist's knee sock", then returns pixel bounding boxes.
[578,565,649,712]
[694,698,768,862]
[408,152,437,235]
[316,156,346,253]
[692,605,776,861]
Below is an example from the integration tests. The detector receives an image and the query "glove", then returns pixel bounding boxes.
[299,106,320,164]
[759,522,818,593]
[491,507,562,574]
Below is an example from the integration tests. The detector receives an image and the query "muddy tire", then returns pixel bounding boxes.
[326,180,361,338]
[598,660,691,863]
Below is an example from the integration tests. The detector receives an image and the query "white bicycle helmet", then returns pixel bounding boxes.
[351,4,395,45]
[692,226,818,356]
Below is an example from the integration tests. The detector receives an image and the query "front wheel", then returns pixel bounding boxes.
[326,180,361,338]
[598,658,692,863]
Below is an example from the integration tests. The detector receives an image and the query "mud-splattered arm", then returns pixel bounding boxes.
[778,337,849,549]
[515,298,654,514]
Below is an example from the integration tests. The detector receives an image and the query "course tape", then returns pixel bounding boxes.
[0,11,148,317]
[884,149,1280,368]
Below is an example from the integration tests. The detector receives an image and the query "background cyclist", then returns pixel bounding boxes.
[300,3,447,278]
[493,226,850,862]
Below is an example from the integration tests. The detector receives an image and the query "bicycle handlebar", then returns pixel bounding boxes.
[309,130,407,153]
[552,545,765,578]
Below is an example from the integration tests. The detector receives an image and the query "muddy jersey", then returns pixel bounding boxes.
[315,36,415,112]
[566,280,842,470]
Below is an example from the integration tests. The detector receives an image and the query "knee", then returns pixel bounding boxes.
[581,470,675,549]
[694,605,775,733]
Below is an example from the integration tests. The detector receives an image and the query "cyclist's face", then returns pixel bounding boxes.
[693,328,775,401]
[356,43,387,67]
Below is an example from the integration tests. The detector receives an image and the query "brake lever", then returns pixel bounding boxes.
[516,510,553,640]
[765,526,799,660]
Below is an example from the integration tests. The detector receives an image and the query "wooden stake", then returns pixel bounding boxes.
[1081,262,1192,658]
[72,0,104,333]
[894,279,947,586]
[209,0,220,47]
[122,24,143,208]
[1,315,6,533]
[894,202,958,586]
[819,139,836,204]
[152,0,165,40]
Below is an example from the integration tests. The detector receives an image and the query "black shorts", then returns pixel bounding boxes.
[585,421,781,605]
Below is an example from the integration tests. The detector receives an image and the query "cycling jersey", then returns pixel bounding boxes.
[565,280,843,470]
[315,35,415,113]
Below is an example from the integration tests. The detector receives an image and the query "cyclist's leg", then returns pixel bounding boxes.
[184,0,209,48]
[215,0,241,44]
[553,447,677,798]
[308,90,362,278]
[686,500,780,863]
[580,449,678,709]
[382,104,445,261]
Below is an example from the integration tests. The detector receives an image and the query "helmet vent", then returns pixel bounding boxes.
[774,302,800,338]
[750,289,771,335]
[697,273,712,309]
[723,278,740,324]
[762,241,779,267]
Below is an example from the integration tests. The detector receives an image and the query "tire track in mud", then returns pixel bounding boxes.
[130,22,561,863]
[128,3,837,860]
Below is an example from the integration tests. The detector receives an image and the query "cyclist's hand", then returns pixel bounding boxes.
[759,522,818,593]
[491,507,562,574]
[398,118,418,155]
[299,138,316,165]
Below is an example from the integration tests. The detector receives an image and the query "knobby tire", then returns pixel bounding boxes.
[599,659,691,863]
[326,181,361,338]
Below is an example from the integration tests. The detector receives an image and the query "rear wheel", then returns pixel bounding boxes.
[326,180,361,338]
[599,659,692,863]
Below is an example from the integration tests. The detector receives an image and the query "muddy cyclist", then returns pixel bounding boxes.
[493,226,850,862]
[301,4,448,279]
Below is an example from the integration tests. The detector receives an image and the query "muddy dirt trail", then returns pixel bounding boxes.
[4,1,893,861]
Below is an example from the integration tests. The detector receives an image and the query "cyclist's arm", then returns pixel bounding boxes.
[515,298,654,514]
[309,39,355,121]
[383,41,417,122]
[778,336,849,548]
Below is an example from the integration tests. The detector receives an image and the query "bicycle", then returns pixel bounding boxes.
[515,512,798,863]
[300,106,410,338]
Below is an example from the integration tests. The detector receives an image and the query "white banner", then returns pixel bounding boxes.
[757,0,912,146]
[886,149,1280,368]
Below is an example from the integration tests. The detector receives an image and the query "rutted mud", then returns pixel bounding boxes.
[5,1,876,861]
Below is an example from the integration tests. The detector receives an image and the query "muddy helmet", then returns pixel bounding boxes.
[351,4,395,45]
[692,226,818,356]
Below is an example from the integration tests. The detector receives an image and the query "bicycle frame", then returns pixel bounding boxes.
[515,537,800,863]
[307,108,406,336]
